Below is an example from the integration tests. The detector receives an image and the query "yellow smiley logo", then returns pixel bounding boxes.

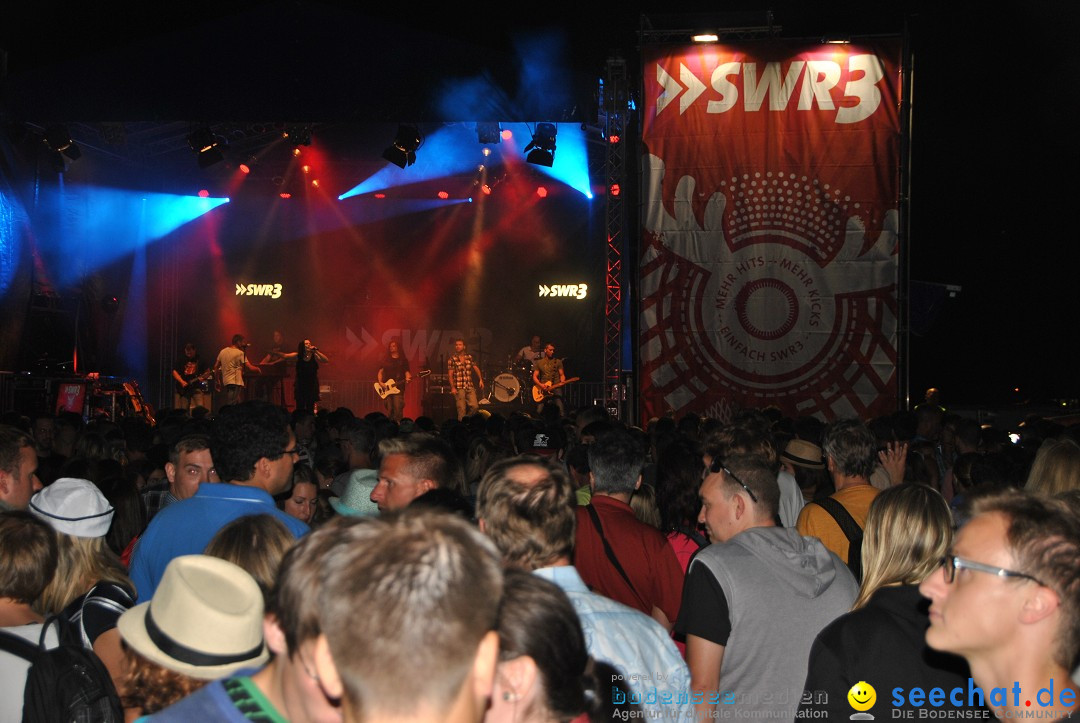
[847,681,876,712]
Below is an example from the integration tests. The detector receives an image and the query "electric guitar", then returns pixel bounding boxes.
[374,369,430,399]
[177,369,214,397]
[531,376,580,403]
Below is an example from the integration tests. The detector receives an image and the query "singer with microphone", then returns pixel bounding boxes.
[278,338,329,413]
[213,334,262,407]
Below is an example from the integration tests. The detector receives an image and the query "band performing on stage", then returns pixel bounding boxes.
[162,331,578,421]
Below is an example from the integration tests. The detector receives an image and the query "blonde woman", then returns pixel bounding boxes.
[30,478,135,692]
[798,485,980,718]
[1024,437,1080,496]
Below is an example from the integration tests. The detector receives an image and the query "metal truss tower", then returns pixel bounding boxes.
[601,57,628,418]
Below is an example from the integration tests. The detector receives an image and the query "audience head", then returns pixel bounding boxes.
[0,425,39,510]
[822,418,878,480]
[854,484,952,609]
[697,453,779,542]
[29,477,132,614]
[587,428,644,496]
[920,490,1080,672]
[205,514,294,606]
[277,464,318,525]
[118,555,268,713]
[704,423,779,475]
[371,434,464,511]
[211,401,296,494]
[0,510,58,604]
[655,437,705,534]
[311,511,503,723]
[488,569,634,723]
[1024,437,1080,496]
[477,456,576,570]
[166,433,218,500]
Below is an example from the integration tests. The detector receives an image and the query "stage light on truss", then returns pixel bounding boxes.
[536,187,548,198]
[482,147,492,157]
[311,179,320,188]
[692,32,719,42]
[43,124,81,160]
[187,127,225,169]
[292,148,302,157]
[239,163,251,174]
[284,125,312,145]
[382,125,421,169]
[197,189,210,198]
[437,191,449,199]
[524,123,556,167]
[501,129,512,140]
[476,122,501,145]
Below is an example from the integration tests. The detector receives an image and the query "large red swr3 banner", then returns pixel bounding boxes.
[640,39,902,422]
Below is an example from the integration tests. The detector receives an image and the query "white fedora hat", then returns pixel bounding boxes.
[118,555,268,680]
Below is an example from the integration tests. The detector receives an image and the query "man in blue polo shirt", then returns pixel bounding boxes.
[130,400,307,601]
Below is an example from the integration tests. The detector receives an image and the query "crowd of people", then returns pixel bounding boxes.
[0,395,1079,722]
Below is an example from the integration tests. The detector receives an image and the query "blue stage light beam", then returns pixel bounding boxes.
[42,187,228,285]
[340,125,504,200]
[0,190,29,297]
[516,122,593,199]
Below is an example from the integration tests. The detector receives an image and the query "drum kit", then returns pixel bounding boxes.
[487,357,534,405]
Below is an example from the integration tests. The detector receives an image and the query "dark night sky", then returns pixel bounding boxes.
[2,1,1078,408]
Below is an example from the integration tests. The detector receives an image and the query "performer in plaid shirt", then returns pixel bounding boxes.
[447,338,484,420]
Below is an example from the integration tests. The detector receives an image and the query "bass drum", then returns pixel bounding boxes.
[492,373,521,403]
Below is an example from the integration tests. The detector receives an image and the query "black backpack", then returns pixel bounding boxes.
[812,497,864,584]
[0,615,124,723]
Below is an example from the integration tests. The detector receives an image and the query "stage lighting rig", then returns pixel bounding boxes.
[382,125,422,169]
[524,123,557,167]
[43,125,81,160]
[284,125,312,145]
[187,126,225,169]
[476,122,501,145]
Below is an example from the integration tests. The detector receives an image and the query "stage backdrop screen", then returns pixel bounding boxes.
[640,38,902,421]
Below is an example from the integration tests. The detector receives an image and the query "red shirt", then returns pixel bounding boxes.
[574,495,684,623]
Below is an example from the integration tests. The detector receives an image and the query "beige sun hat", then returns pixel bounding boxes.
[117,555,268,680]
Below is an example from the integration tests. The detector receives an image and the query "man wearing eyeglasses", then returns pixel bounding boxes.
[129,400,310,601]
[676,453,857,722]
[920,491,1080,719]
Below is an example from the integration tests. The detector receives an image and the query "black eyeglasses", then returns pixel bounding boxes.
[940,554,1044,586]
[707,457,759,504]
[272,446,300,460]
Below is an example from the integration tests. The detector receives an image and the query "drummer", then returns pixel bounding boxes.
[516,335,543,367]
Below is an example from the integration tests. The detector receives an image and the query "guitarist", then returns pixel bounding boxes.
[377,338,412,422]
[172,342,211,412]
[532,343,567,417]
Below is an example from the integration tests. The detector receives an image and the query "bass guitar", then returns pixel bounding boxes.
[374,369,430,399]
[531,376,580,403]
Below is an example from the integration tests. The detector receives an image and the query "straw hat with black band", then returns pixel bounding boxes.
[117,555,268,680]
[781,439,826,470]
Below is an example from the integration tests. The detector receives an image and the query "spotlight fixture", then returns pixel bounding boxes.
[284,125,312,145]
[187,127,225,169]
[43,124,81,160]
[382,125,421,169]
[524,123,557,167]
[476,122,501,145]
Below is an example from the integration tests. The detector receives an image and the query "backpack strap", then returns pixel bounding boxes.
[812,497,863,544]
[584,504,650,612]
[0,629,41,661]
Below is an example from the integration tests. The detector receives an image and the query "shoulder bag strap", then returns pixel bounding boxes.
[585,504,650,611]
